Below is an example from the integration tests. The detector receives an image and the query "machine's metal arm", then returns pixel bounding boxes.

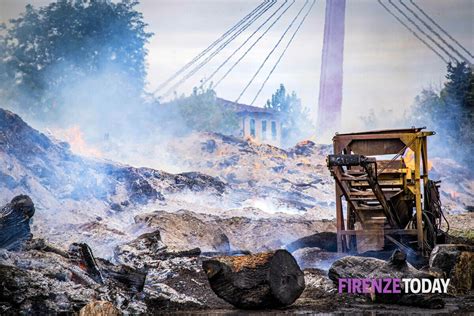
[327,154,401,228]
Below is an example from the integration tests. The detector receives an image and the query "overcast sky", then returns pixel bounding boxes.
[1,0,473,131]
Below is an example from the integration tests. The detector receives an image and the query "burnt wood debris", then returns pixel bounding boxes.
[0,108,473,313]
[0,195,35,250]
[202,250,306,309]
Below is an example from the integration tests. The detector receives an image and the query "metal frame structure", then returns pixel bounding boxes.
[328,127,435,254]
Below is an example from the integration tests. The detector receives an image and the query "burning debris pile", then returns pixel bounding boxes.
[0,109,229,255]
[0,108,473,313]
[1,194,473,314]
[168,132,473,218]
[434,164,473,214]
[0,195,306,313]
[0,108,338,256]
[0,108,471,254]
[167,133,336,218]
[0,196,204,314]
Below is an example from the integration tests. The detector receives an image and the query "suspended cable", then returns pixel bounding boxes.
[213,0,296,89]
[235,0,310,103]
[250,0,316,106]
[388,0,458,62]
[152,0,269,95]
[201,0,291,88]
[162,0,276,98]
[400,0,470,64]
[378,0,448,63]
[409,0,473,59]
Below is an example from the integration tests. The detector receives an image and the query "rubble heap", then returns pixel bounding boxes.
[0,108,473,313]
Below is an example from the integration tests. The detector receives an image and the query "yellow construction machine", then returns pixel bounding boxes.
[327,127,446,256]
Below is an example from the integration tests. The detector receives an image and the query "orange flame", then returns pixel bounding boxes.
[403,149,432,172]
[448,190,459,200]
[53,126,102,157]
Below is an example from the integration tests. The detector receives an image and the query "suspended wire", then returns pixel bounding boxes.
[213,0,297,89]
[250,0,316,106]
[152,0,269,95]
[409,0,473,59]
[400,0,470,64]
[388,0,458,63]
[162,0,277,98]
[235,0,310,103]
[160,1,274,97]
[378,0,448,63]
[201,0,291,88]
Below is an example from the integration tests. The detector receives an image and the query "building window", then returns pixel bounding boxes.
[271,121,277,140]
[250,118,256,138]
[261,120,267,140]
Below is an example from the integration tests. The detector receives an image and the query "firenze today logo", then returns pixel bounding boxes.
[338,278,450,294]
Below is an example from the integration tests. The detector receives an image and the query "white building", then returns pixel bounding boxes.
[217,98,282,147]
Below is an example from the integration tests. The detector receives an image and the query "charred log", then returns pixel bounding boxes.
[202,250,305,309]
[69,242,146,291]
[0,195,35,250]
[69,243,104,284]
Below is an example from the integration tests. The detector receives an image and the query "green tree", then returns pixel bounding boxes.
[170,87,239,134]
[265,84,314,144]
[0,0,152,119]
[442,62,473,108]
[411,62,473,163]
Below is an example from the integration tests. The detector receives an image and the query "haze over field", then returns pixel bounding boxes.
[1,0,473,133]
